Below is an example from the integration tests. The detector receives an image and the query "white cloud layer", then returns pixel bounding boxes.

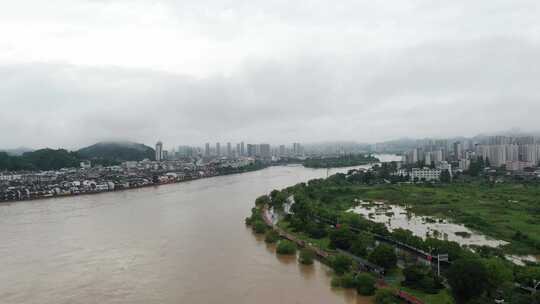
[1,0,539,149]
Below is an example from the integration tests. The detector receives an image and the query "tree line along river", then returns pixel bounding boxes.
[0,162,402,304]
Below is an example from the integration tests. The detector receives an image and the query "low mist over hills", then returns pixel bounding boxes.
[78,141,155,162]
[0,149,80,171]
[0,147,34,156]
[0,141,154,171]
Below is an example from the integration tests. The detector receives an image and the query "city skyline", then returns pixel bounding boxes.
[4,127,540,152]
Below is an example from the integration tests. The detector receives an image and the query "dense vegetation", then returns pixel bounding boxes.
[302,154,379,168]
[245,207,267,235]
[298,248,315,265]
[262,170,540,304]
[78,141,155,162]
[264,230,280,243]
[375,288,399,304]
[283,169,540,255]
[346,182,540,255]
[0,149,82,171]
[276,240,297,255]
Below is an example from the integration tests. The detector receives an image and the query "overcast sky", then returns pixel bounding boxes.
[1,0,539,149]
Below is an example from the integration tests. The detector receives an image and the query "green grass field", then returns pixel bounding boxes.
[315,181,540,254]
[277,220,332,250]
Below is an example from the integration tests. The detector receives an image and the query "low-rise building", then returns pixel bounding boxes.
[410,168,442,181]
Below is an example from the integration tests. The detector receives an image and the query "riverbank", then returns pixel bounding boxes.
[2,165,378,304]
[252,204,430,304]
[253,171,540,303]
[0,163,270,205]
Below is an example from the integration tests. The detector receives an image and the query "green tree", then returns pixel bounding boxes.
[252,221,267,234]
[264,230,280,243]
[339,272,357,289]
[440,169,451,183]
[276,240,297,255]
[290,193,312,222]
[330,254,353,275]
[482,257,513,295]
[255,195,271,207]
[515,265,540,287]
[447,258,489,303]
[402,265,443,294]
[402,265,425,286]
[356,273,376,296]
[368,244,397,270]
[269,190,289,208]
[329,226,355,250]
[375,288,398,304]
[299,248,315,265]
[305,222,328,239]
[350,232,373,257]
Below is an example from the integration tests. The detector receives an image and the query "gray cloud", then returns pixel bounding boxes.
[1,1,539,149]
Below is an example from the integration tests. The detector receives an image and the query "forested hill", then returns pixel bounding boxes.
[0,149,81,171]
[0,141,155,171]
[77,141,155,162]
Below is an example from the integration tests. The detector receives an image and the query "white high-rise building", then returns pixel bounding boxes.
[522,144,538,164]
[424,152,432,165]
[293,143,302,156]
[433,150,444,163]
[260,144,271,159]
[453,142,463,160]
[489,145,507,167]
[506,144,519,162]
[155,141,163,162]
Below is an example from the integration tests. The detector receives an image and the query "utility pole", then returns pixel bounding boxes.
[437,254,448,277]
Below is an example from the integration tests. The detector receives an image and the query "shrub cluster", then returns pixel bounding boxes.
[276,240,297,255]
[402,265,444,294]
[245,207,268,234]
[264,230,280,243]
[331,272,376,296]
[298,248,315,265]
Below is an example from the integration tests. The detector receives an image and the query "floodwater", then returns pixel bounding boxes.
[0,165,375,304]
[349,203,507,248]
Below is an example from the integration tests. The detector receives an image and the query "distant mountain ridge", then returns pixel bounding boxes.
[78,141,155,161]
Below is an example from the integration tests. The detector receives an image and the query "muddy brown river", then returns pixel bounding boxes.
[0,164,382,304]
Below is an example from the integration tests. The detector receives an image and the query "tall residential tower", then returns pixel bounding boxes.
[155,141,163,162]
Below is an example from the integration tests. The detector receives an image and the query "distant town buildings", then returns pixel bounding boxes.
[0,156,260,203]
[401,135,540,175]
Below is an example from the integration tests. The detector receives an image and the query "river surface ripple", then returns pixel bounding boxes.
[0,165,378,304]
